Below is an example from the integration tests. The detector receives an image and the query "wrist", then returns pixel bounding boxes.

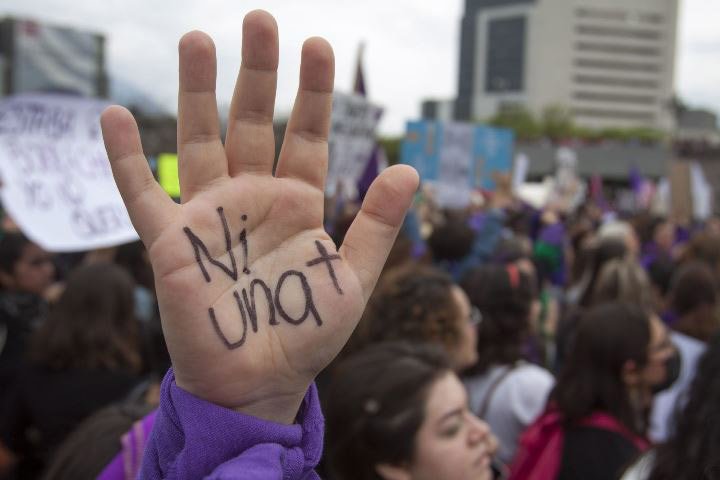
[174,371,310,425]
[232,389,308,425]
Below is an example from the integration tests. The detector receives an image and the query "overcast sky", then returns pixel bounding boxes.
[2,0,718,135]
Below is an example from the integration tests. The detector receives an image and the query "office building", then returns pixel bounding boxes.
[451,0,679,130]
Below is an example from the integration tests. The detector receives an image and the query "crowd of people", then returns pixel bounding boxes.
[1,9,719,480]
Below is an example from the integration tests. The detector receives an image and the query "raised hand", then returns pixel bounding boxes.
[100,10,418,424]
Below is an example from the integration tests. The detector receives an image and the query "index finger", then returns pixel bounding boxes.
[101,106,178,249]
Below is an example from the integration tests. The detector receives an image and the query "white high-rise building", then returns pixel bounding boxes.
[452,0,680,131]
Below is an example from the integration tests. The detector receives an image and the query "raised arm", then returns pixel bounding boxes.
[100,10,417,475]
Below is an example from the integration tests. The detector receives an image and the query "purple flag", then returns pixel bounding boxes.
[353,43,366,97]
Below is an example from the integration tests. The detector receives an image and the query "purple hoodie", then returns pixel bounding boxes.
[138,369,323,479]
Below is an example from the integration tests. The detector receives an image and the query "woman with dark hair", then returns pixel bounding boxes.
[621,334,720,480]
[0,263,143,478]
[0,232,55,408]
[41,402,155,480]
[354,264,478,371]
[555,237,630,371]
[510,303,679,480]
[325,342,498,480]
[566,236,628,308]
[667,261,719,342]
[462,264,554,466]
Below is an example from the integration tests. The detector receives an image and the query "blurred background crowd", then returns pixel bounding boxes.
[0,176,719,478]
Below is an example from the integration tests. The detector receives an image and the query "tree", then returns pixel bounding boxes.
[542,104,575,141]
[486,106,542,141]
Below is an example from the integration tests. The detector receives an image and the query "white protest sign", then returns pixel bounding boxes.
[435,122,473,208]
[0,94,138,252]
[513,152,529,191]
[690,162,713,220]
[327,92,382,198]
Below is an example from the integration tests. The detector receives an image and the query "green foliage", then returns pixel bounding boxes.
[541,104,574,141]
[479,103,667,144]
[486,106,542,141]
[594,127,666,143]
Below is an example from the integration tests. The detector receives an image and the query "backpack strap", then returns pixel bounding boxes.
[477,363,517,419]
[579,413,650,452]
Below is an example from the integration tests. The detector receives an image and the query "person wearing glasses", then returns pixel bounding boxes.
[511,303,679,480]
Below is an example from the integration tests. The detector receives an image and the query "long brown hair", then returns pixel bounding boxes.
[29,263,141,372]
[551,303,650,434]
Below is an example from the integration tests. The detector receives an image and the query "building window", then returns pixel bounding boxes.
[575,42,660,56]
[575,58,661,73]
[575,7,626,21]
[573,91,657,105]
[485,16,526,93]
[574,75,659,89]
[576,24,661,40]
[637,13,664,25]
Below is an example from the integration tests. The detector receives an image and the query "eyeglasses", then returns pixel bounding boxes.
[469,306,482,326]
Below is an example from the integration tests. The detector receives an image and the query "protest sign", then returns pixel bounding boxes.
[0,94,138,251]
[512,153,529,191]
[690,162,713,221]
[400,120,514,207]
[326,92,383,197]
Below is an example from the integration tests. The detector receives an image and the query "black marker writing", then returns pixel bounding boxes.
[184,207,238,283]
[306,240,344,295]
[241,278,276,331]
[187,207,325,350]
[209,291,248,350]
[239,214,251,275]
[275,270,323,326]
[208,271,322,350]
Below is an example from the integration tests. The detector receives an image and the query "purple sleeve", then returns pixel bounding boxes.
[140,369,323,479]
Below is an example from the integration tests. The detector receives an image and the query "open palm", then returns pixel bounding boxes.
[100,11,418,423]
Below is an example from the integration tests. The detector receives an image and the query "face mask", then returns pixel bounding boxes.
[651,350,682,395]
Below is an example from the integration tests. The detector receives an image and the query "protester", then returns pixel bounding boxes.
[555,236,630,370]
[645,256,676,315]
[565,236,628,307]
[325,342,498,480]
[461,264,554,466]
[679,232,720,279]
[41,403,155,480]
[354,264,478,371]
[0,263,143,478]
[667,262,719,341]
[0,233,54,412]
[510,303,677,480]
[97,10,419,478]
[590,258,653,307]
[6,5,719,480]
[621,334,720,480]
[114,241,157,323]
